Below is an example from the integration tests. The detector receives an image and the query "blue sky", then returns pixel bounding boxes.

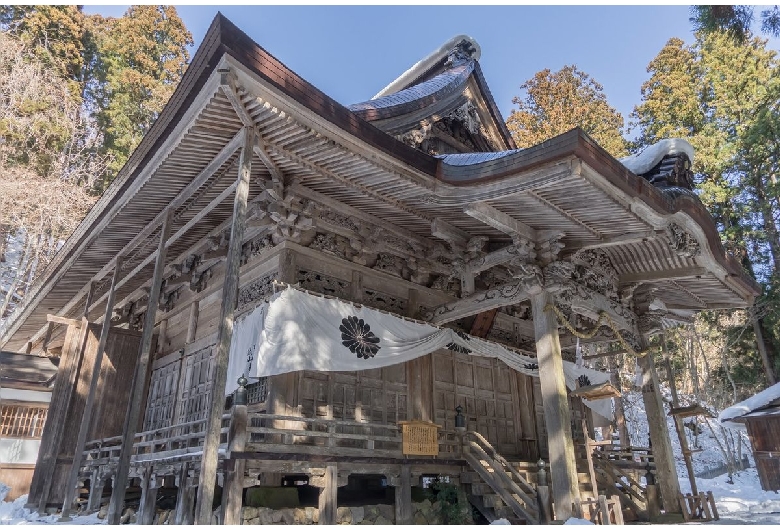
[83,5,777,137]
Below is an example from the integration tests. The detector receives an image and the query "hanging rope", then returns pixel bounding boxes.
[544,303,653,358]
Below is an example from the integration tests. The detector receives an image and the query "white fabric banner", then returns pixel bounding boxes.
[226,287,613,419]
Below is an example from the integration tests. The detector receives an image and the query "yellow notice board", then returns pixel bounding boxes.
[398,420,441,456]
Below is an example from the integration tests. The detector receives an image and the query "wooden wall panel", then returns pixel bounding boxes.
[28,322,82,507]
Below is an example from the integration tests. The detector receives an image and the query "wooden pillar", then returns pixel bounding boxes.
[394,465,412,525]
[33,316,91,513]
[222,397,248,525]
[107,211,173,525]
[530,290,579,521]
[60,259,123,520]
[637,348,681,513]
[195,127,254,524]
[662,340,698,497]
[174,465,194,525]
[318,464,338,525]
[86,470,105,514]
[137,469,159,525]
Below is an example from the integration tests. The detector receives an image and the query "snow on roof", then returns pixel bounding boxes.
[720,381,780,428]
[619,138,694,175]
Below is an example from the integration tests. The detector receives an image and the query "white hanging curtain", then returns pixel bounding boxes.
[226,287,613,419]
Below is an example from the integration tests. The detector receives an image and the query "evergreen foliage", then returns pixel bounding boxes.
[506,65,628,158]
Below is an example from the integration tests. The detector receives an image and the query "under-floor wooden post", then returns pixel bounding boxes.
[394,465,412,525]
[318,464,338,525]
[137,469,159,525]
[107,211,173,524]
[222,399,248,525]
[173,465,194,525]
[86,470,105,514]
[195,127,254,524]
[637,349,681,513]
[530,290,580,521]
[60,259,123,520]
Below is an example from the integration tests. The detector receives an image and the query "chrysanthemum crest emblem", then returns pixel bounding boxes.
[340,316,381,359]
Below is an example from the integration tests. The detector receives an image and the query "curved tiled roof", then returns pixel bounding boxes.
[348,61,474,122]
[436,150,524,166]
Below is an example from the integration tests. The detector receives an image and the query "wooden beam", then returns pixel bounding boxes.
[464,202,537,241]
[46,314,81,327]
[424,276,541,325]
[60,259,123,520]
[104,179,238,315]
[46,129,244,331]
[2,73,222,349]
[431,218,469,248]
[219,68,254,127]
[619,266,708,286]
[531,290,580,521]
[195,127,255,524]
[108,210,173,525]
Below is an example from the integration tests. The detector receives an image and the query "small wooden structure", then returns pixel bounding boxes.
[0,13,760,525]
[721,382,780,491]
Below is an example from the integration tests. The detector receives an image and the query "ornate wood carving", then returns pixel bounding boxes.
[296,269,351,297]
[421,265,542,324]
[237,272,279,309]
[667,222,701,259]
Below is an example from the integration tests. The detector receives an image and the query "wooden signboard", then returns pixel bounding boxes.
[398,420,441,457]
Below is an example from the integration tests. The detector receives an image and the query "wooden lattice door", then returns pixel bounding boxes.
[143,358,181,431]
[432,350,521,456]
[176,346,216,425]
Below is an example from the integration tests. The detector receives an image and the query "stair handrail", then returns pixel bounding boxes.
[465,430,537,495]
[462,431,539,523]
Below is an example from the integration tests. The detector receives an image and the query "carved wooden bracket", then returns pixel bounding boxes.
[420,266,542,324]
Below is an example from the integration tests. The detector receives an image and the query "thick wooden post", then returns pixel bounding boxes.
[222,389,248,525]
[174,465,195,525]
[60,259,123,520]
[637,349,681,513]
[531,290,580,520]
[318,464,338,525]
[31,318,90,512]
[107,211,173,524]
[137,469,159,525]
[662,340,698,497]
[394,465,412,525]
[86,470,105,514]
[195,127,254,524]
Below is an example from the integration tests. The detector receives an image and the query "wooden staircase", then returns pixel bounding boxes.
[575,438,654,523]
[459,431,541,524]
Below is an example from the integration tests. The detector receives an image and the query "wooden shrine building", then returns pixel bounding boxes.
[0,14,759,524]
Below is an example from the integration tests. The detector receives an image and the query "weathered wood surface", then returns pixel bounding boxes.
[196,127,254,524]
[318,464,338,525]
[531,290,579,520]
[108,210,173,525]
[61,260,123,518]
[638,350,681,513]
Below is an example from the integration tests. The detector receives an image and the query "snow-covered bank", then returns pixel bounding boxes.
[0,486,103,526]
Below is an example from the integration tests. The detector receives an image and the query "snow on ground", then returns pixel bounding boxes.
[622,384,780,525]
[0,487,103,525]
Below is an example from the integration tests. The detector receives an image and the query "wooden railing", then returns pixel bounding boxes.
[243,413,461,458]
[81,414,231,469]
[462,430,540,524]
